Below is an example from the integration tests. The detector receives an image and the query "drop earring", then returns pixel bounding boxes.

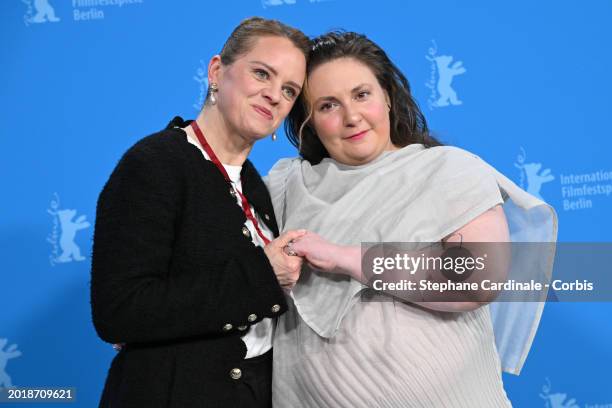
[208,82,218,105]
[271,132,277,141]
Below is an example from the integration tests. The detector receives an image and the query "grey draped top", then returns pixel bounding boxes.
[265,144,557,374]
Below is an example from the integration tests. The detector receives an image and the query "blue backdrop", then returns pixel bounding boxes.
[2,0,611,406]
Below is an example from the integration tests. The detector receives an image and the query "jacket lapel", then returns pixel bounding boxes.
[241,160,279,237]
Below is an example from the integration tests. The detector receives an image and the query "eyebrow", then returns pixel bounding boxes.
[314,83,370,104]
[249,60,302,91]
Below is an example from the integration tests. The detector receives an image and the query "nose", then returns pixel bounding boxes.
[343,102,362,127]
[261,85,281,106]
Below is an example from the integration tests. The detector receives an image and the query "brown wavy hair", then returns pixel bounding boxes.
[285,31,442,164]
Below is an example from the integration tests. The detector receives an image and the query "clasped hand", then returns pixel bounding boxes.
[264,230,341,292]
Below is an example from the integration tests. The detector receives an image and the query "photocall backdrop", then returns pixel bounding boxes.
[2,0,611,406]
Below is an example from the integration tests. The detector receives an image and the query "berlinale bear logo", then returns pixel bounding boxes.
[261,0,328,7]
[0,339,21,390]
[426,40,467,109]
[540,378,580,408]
[23,0,60,25]
[515,147,555,201]
[47,193,91,265]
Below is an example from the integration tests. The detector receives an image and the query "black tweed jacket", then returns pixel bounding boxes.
[91,117,287,407]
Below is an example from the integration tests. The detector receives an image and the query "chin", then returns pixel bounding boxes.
[250,121,275,138]
[343,156,371,166]
[256,128,273,139]
[244,125,271,140]
[346,150,379,165]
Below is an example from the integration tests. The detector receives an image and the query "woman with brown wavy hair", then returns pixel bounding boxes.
[267,31,556,407]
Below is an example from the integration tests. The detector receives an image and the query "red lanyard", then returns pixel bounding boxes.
[190,121,271,245]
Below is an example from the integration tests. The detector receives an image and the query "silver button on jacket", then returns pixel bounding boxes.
[230,368,242,380]
[242,226,250,238]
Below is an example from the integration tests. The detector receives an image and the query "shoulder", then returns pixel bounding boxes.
[264,157,302,189]
[109,126,195,184]
[393,145,499,191]
[123,128,186,164]
[428,145,484,165]
[268,157,302,178]
[102,128,190,198]
[421,145,492,176]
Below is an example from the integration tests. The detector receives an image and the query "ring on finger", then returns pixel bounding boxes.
[284,242,298,257]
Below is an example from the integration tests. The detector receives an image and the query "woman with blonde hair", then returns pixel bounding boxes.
[91,17,310,407]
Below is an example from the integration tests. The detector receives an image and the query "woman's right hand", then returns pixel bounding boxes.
[264,230,307,292]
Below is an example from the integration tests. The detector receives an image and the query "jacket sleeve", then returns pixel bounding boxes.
[90,142,287,345]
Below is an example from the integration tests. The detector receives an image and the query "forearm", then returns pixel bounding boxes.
[333,244,364,282]
[330,242,503,312]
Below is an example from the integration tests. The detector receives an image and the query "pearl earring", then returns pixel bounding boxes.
[208,82,218,105]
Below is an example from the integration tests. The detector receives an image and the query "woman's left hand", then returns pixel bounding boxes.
[287,231,340,273]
